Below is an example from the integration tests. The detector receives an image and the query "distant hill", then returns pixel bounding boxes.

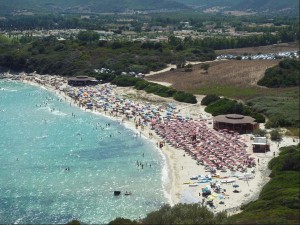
[0,0,188,14]
[0,0,298,14]
[174,0,299,13]
[234,0,299,12]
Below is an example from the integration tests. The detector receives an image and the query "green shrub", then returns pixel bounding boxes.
[201,94,220,106]
[253,128,267,137]
[257,59,300,88]
[94,73,116,83]
[269,129,283,141]
[205,98,237,116]
[134,80,150,90]
[251,112,266,123]
[265,114,293,128]
[205,98,265,122]
[111,76,140,86]
[108,217,138,225]
[54,43,65,51]
[142,204,227,225]
[268,146,300,176]
[173,91,197,104]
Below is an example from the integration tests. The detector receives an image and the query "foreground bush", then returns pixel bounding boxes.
[229,145,300,225]
[142,204,228,225]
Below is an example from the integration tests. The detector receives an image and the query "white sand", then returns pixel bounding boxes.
[19,75,299,215]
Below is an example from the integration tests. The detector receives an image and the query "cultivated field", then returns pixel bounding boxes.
[146,59,281,99]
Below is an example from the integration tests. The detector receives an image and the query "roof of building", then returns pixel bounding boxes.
[253,137,269,145]
[213,114,257,125]
[68,76,97,82]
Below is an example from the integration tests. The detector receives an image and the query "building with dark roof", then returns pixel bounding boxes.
[213,114,258,133]
[252,137,270,152]
[67,76,98,86]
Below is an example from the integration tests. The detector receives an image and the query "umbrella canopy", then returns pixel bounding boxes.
[218,194,224,199]
[207,195,215,201]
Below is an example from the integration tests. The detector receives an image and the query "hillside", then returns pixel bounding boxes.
[257,59,300,88]
[0,0,188,14]
[174,0,299,13]
[1,0,298,14]
[228,145,300,225]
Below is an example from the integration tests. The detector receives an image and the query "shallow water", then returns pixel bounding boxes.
[0,81,167,224]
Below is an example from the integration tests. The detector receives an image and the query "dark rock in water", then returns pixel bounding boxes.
[114,191,121,196]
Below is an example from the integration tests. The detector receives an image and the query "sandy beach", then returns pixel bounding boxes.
[19,74,299,215]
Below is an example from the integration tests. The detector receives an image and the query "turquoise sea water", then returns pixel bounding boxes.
[0,81,167,224]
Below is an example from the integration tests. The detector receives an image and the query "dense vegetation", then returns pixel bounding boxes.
[257,59,300,88]
[247,90,299,130]
[201,94,220,106]
[228,144,300,225]
[204,97,265,123]
[0,0,187,14]
[175,0,299,13]
[108,76,197,103]
[1,0,298,15]
[108,204,228,225]
[0,34,216,75]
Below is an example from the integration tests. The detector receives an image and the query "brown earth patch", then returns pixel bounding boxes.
[146,60,280,91]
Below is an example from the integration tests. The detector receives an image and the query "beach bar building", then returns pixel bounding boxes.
[68,76,98,86]
[252,136,270,152]
[213,114,258,133]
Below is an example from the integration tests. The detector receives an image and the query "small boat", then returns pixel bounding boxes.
[190,175,198,180]
[183,181,191,184]
[189,184,198,187]
[114,191,121,196]
[221,179,235,183]
[124,191,132,196]
[197,179,210,183]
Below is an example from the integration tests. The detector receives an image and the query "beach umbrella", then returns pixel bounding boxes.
[212,193,218,197]
[207,195,215,201]
[218,194,224,199]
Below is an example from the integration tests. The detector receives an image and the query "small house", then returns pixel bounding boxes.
[252,137,270,153]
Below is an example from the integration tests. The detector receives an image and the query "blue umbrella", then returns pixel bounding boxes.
[218,194,224,199]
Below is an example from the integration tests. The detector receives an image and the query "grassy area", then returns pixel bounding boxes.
[247,88,299,129]
[190,85,262,99]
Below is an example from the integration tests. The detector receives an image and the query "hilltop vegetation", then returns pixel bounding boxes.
[0,34,216,75]
[228,144,300,225]
[0,0,298,14]
[0,0,187,14]
[257,59,300,88]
